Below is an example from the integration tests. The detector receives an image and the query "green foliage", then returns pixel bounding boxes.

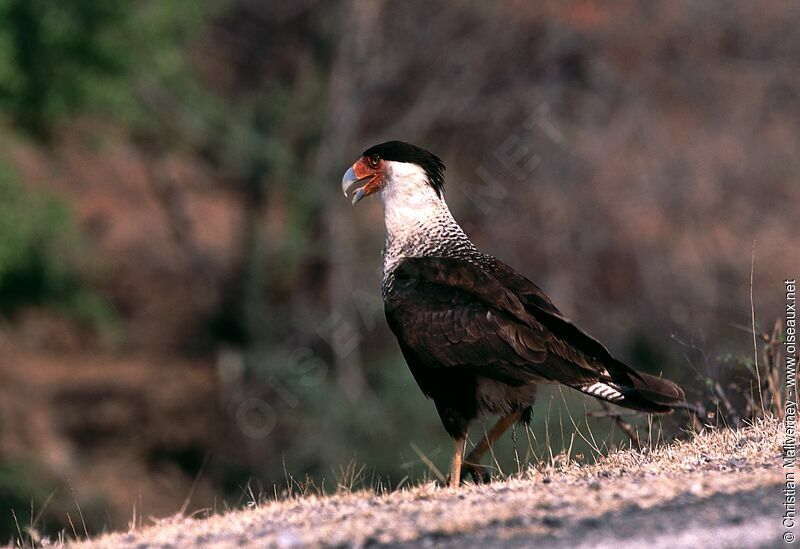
[0,158,114,326]
[0,0,218,140]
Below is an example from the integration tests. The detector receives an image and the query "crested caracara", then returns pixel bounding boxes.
[342,141,684,488]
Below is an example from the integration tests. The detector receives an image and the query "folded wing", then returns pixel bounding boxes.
[385,257,684,412]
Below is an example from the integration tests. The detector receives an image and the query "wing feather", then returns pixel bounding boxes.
[385,257,596,386]
[487,258,645,383]
[385,256,684,413]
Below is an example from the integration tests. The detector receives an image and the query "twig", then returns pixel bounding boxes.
[749,240,765,415]
[11,509,23,547]
[598,402,641,450]
[180,453,210,515]
[68,480,89,539]
[713,381,739,425]
[764,319,784,418]
[409,442,445,482]
[66,513,79,542]
[587,409,640,418]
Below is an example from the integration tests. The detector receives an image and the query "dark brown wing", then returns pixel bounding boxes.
[487,258,647,376]
[386,257,684,412]
[384,257,609,388]
[485,258,563,316]
[487,258,684,411]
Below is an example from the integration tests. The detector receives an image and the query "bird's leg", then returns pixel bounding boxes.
[463,410,522,483]
[449,436,467,489]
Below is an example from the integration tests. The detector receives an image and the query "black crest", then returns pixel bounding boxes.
[363,141,446,197]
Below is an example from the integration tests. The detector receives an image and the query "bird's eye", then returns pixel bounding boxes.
[368,154,380,167]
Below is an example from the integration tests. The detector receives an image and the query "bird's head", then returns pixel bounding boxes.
[342,141,445,205]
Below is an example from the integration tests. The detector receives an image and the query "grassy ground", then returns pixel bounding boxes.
[58,417,785,548]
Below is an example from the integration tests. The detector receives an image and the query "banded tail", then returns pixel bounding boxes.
[577,372,685,413]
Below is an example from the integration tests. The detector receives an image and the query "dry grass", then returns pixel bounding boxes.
[60,416,783,548]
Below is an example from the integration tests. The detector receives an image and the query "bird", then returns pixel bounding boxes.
[341,140,685,488]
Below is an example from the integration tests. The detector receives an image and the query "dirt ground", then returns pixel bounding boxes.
[65,417,787,548]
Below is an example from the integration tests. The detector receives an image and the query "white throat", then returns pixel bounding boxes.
[379,162,448,242]
[378,161,474,273]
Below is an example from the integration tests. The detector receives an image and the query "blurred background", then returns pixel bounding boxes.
[0,0,798,540]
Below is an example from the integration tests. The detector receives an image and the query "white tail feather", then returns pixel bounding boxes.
[580,381,625,402]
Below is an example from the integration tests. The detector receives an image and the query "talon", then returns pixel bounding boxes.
[462,464,491,484]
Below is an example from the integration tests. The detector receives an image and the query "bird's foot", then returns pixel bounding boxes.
[462,463,491,484]
[440,465,489,486]
[440,466,490,487]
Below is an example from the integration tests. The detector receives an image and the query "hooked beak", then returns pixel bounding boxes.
[342,159,382,205]
[341,166,368,205]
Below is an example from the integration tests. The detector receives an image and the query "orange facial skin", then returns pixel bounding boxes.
[351,155,385,201]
